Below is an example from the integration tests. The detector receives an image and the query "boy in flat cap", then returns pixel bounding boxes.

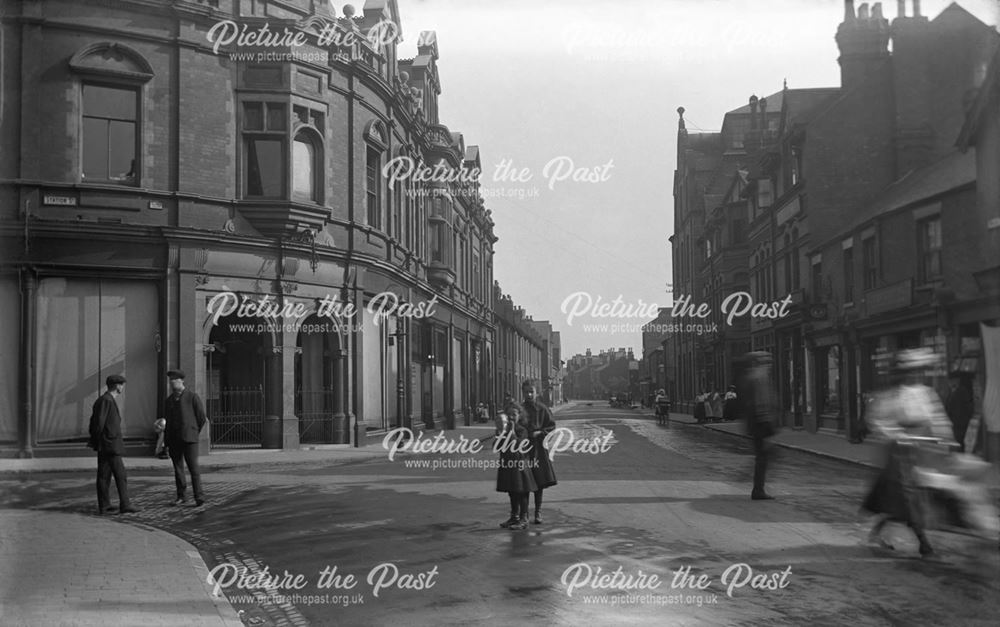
[163,369,207,506]
[88,374,138,515]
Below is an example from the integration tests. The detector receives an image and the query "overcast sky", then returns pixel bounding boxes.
[394,0,1000,360]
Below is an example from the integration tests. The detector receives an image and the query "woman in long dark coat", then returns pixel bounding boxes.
[521,381,558,524]
[495,406,537,530]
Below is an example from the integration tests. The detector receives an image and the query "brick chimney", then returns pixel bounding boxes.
[891,0,932,176]
[835,0,890,90]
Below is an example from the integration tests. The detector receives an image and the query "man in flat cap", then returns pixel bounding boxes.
[163,369,207,506]
[88,374,138,515]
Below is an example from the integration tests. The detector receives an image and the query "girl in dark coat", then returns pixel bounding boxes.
[522,381,558,524]
[495,406,537,530]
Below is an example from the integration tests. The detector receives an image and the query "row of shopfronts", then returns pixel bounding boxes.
[0,258,494,456]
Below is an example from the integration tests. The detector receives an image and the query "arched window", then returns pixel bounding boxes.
[364,120,388,230]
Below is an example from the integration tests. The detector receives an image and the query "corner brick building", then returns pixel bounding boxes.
[0,0,500,455]
[672,0,1000,440]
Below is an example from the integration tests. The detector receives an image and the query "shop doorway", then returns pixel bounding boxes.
[206,313,271,448]
[295,316,347,444]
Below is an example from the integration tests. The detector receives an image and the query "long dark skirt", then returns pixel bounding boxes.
[496,449,538,494]
[529,435,558,489]
[862,441,925,527]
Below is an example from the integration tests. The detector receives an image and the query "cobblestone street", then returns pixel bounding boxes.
[3,406,997,626]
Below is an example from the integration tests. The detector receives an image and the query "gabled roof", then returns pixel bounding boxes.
[779,88,841,132]
[811,149,976,252]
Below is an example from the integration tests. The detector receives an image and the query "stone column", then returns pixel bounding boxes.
[281,327,300,449]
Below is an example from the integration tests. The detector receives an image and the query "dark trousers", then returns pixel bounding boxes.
[752,434,772,494]
[169,441,203,500]
[97,452,131,511]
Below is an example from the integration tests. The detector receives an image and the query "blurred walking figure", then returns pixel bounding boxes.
[862,348,955,557]
[737,352,779,501]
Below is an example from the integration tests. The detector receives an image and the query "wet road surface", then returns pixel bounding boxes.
[2,404,997,626]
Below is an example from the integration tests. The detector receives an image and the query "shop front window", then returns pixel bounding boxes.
[821,346,841,414]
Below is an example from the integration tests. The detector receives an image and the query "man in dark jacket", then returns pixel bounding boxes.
[88,374,138,515]
[163,369,207,506]
[521,379,558,524]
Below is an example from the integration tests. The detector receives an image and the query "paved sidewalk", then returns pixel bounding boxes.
[642,408,1000,488]
[0,509,243,627]
[634,407,887,467]
[0,424,510,475]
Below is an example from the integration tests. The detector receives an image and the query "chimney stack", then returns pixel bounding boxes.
[836,0,890,89]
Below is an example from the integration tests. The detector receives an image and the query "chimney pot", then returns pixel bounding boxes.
[872,3,883,19]
[844,0,856,20]
[913,0,921,16]
[858,3,870,19]
[897,0,905,17]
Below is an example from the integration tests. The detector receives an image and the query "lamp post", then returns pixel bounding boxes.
[388,316,407,431]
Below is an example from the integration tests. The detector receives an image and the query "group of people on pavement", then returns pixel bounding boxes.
[494,380,558,530]
[693,387,740,424]
[87,369,207,515]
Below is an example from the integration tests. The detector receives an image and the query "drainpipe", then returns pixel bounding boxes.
[19,267,35,458]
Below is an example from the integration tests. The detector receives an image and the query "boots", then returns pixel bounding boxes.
[499,513,519,528]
